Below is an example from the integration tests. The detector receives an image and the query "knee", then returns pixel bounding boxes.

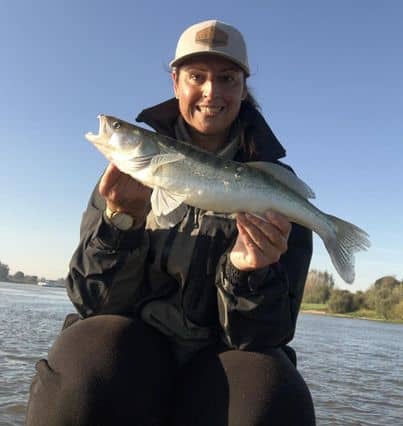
[49,315,175,394]
[173,347,315,426]
[220,349,316,426]
[50,315,170,370]
[27,315,175,425]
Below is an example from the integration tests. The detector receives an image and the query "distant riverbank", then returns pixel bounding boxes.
[301,303,403,324]
[1,282,401,324]
[1,279,36,285]
[0,280,65,288]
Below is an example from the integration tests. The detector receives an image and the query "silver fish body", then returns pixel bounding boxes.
[86,114,370,284]
[151,152,324,230]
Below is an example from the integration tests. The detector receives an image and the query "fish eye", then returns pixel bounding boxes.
[112,121,121,129]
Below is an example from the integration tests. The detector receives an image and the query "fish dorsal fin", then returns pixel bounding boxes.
[247,161,315,199]
[151,187,187,228]
[149,153,185,174]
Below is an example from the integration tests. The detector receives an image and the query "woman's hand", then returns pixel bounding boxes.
[230,211,292,271]
[99,163,152,220]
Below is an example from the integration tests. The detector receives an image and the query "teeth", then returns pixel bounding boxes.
[198,106,222,114]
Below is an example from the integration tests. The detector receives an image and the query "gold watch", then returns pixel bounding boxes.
[105,207,135,231]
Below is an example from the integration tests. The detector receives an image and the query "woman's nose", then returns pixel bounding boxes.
[202,79,219,99]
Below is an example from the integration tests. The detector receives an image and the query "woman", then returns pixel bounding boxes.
[27,20,315,425]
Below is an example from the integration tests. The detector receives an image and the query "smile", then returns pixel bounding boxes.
[196,106,224,115]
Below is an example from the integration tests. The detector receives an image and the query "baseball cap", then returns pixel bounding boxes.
[170,20,250,76]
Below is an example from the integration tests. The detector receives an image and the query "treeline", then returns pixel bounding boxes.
[0,260,65,286]
[303,270,403,321]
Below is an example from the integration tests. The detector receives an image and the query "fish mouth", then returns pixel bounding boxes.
[85,114,107,143]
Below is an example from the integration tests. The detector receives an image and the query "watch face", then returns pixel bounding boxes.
[111,212,134,231]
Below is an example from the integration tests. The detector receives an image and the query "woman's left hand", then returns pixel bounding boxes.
[229,211,292,271]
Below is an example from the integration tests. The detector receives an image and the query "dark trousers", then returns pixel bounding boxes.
[26,314,315,426]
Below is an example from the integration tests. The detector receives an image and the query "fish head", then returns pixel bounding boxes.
[85,115,159,166]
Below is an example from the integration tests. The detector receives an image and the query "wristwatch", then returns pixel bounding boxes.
[105,206,135,231]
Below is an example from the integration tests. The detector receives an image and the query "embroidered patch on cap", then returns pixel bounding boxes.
[195,25,228,47]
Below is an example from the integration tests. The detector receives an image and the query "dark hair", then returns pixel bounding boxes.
[239,85,260,159]
[243,85,260,110]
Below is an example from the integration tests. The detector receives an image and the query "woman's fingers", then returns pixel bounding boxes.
[264,211,292,240]
[231,211,292,270]
[240,212,290,254]
[98,163,152,217]
[237,214,272,254]
[99,163,122,197]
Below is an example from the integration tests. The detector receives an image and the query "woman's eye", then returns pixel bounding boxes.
[220,75,235,83]
[189,73,203,82]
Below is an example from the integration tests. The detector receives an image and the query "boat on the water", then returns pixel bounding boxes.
[37,281,64,288]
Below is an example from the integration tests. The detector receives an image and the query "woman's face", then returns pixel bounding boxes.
[172,55,247,143]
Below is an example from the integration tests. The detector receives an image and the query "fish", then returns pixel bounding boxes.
[85,114,370,284]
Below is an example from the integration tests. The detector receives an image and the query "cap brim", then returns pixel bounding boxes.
[169,51,250,76]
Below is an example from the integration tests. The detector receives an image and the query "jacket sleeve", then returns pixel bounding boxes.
[66,182,150,317]
[215,223,312,350]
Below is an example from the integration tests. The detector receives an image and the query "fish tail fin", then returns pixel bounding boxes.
[322,215,370,284]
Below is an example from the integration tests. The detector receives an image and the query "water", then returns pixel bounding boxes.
[292,314,403,425]
[0,282,72,426]
[1,282,402,425]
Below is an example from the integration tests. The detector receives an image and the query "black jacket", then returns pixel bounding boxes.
[67,99,312,362]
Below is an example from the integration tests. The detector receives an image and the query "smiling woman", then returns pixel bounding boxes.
[26,20,316,426]
[172,56,247,151]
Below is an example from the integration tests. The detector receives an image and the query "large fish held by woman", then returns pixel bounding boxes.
[86,114,370,284]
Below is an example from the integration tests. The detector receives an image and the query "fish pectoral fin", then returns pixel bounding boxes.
[246,161,316,199]
[151,187,187,227]
[154,203,188,228]
[149,153,186,174]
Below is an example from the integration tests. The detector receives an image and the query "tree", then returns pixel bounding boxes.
[364,286,377,310]
[328,289,355,313]
[0,261,10,281]
[364,276,402,319]
[13,271,25,282]
[55,277,66,287]
[374,275,400,289]
[391,281,403,301]
[375,287,400,319]
[392,301,403,320]
[353,290,366,311]
[24,275,38,284]
[303,269,335,304]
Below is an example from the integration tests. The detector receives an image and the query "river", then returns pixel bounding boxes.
[0,281,402,425]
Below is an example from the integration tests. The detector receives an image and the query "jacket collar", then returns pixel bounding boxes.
[136,98,286,161]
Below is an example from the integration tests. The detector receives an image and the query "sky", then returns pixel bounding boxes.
[0,0,402,291]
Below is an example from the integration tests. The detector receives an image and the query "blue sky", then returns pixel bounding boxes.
[0,0,402,291]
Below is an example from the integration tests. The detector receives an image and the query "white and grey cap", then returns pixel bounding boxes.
[170,20,250,76]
